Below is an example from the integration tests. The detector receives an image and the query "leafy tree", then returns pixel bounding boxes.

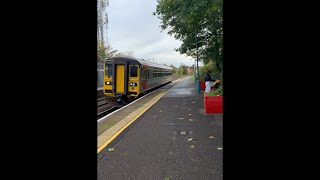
[97,41,134,62]
[199,61,219,80]
[170,64,177,74]
[97,41,107,62]
[179,63,188,75]
[154,0,223,74]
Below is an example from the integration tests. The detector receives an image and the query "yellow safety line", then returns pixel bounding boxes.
[97,86,173,154]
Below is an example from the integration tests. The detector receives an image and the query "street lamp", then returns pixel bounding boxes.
[195,29,200,94]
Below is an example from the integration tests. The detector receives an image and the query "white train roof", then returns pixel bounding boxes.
[110,56,173,70]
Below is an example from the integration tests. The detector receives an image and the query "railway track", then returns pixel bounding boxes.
[97,81,172,120]
[97,97,107,107]
[97,107,119,120]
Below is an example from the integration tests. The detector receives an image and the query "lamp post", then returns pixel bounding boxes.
[195,29,200,93]
[194,59,196,81]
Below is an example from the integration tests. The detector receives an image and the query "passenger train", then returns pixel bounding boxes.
[97,62,104,89]
[103,56,173,102]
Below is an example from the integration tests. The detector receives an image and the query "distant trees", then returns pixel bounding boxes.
[178,64,188,75]
[114,51,134,58]
[97,41,134,63]
[171,63,191,75]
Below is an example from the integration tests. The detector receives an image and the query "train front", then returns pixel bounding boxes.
[103,57,141,102]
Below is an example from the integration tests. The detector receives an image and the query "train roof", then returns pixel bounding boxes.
[108,56,173,70]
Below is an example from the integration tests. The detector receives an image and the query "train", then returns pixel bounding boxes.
[97,62,104,89]
[103,56,173,102]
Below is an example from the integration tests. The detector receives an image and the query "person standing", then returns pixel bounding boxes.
[205,71,214,93]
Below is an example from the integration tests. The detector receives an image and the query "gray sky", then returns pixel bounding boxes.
[106,0,198,68]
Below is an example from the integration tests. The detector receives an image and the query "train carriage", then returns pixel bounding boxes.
[97,62,104,89]
[103,56,173,102]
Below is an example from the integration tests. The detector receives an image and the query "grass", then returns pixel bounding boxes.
[190,75,195,81]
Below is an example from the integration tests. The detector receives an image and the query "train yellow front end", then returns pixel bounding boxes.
[103,57,141,102]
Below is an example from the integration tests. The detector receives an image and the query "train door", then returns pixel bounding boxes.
[115,64,125,93]
[141,65,148,91]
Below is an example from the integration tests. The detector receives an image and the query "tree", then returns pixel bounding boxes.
[97,42,134,62]
[154,0,223,75]
[179,63,188,75]
[199,61,219,79]
[170,64,177,74]
[97,41,108,62]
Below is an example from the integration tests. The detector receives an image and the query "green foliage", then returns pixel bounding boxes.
[170,64,177,74]
[199,61,220,81]
[190,76,195,81]
[177,67,184,75]
[154,0,223,73]
[97,41,108,62]
[205,86,223,96]
[97,42,134,62]
[179,64,188,75]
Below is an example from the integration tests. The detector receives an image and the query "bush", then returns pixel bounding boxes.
[199,61,220,80]
[205,86,223,96]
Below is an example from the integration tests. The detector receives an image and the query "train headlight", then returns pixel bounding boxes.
[106,81,112,85]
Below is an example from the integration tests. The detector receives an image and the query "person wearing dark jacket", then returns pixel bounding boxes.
[205,71,214,92]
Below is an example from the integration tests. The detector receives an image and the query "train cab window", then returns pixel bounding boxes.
[105,62,112,76]
[130,65,138,77]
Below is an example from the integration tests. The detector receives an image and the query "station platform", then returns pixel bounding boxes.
[98,76,223,180]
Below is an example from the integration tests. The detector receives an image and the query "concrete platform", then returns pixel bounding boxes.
[97,76,223,180]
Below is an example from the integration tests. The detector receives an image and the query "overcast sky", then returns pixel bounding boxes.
[106,0,199,68]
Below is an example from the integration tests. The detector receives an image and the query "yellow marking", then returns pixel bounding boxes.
[97,86,173,154]
[116,65,124,93]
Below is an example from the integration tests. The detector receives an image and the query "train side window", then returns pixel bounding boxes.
[106,63,112,76]
[130,65,138,77]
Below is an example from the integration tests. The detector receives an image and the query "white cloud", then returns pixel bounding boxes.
[106,0,195,67]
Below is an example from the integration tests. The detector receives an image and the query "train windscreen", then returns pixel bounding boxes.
[105,62,112,76]
[130,65,138,77]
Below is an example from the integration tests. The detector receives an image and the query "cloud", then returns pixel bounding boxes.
[106,0,195,67]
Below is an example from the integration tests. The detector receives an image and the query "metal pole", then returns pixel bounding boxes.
[195,29,200,93]
[194,61,196,81]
